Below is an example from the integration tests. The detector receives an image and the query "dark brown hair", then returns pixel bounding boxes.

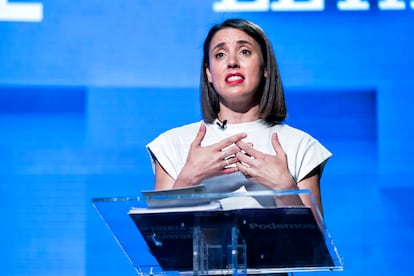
[200,19,287,125]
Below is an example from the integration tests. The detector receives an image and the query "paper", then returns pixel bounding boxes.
[128,200,222,214]
[141,184,213,208]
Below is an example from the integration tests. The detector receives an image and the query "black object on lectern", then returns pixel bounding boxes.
[92,189,343,275]
[129,207,333,273]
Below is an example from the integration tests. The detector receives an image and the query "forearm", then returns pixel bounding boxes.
[271,174,304,207]
[173,168,203,189]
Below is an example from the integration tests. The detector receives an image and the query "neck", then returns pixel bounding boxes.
[218,105,259,124]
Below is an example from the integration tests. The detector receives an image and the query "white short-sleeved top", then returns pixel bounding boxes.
[146,119,332,194]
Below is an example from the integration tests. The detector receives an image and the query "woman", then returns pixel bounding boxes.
[146,19,331,214]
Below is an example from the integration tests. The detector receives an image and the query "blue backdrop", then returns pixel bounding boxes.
[1,0,413,275]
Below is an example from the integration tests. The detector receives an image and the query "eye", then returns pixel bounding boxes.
[215,52,225,59]
[241,49,251,55]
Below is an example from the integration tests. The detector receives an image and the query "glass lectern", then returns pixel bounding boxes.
[92,189,343,275]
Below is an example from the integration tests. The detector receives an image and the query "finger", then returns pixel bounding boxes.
[222,144,241,159]
[236,162,251,177]
[191,123,207,147]
[222,158,238,174]
[224,156,238,167]
[271,132,284,155]
[236,151,256,168]
[216,132,247,150]
[223,166,238,175]
[236,140,260,158]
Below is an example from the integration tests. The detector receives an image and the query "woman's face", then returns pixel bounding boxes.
[206,27,266,108]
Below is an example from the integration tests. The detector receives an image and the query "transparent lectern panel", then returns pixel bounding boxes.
[92,189,343,275]
[91,197,161,275]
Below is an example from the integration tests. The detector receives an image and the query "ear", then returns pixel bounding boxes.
[206,66,213,82]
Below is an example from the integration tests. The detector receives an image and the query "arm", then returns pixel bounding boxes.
[297,166,324,216]
[153,160,175,190]
[271,166,324,215]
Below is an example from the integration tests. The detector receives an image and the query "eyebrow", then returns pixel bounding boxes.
[211,40,254,51]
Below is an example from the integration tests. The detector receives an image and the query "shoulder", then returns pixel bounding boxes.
[273,123,312,140]
[159,121,202,137]
[274,123,330,153]
[147,121,202,145]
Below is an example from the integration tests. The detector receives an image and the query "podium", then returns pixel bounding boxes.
[92,189,343,275]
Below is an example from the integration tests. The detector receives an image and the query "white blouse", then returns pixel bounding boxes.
[147,119,332,195]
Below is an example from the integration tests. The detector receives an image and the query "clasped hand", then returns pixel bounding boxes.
[179,123,295,190]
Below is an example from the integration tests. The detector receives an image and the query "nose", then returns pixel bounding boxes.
[227,53,239,69]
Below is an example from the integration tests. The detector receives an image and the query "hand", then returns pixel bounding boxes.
[174,123,247,187]
[235,132,296,190]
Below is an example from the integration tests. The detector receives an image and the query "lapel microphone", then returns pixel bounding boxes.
[216,119,228,130]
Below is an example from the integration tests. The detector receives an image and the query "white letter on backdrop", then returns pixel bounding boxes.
[213,0,269,12]
[0,0,43,22]
[271,0,324,11]
[337,0,370,10]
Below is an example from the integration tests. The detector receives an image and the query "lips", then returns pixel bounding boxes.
[225,73,244,84]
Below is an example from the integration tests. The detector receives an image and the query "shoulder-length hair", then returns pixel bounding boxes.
[200,18,287,126]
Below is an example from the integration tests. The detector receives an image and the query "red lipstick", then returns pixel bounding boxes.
[225,73,244,85]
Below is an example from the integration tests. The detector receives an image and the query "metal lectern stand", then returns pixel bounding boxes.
[92,189,343,275]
